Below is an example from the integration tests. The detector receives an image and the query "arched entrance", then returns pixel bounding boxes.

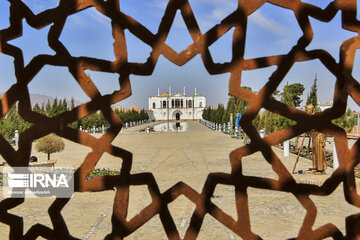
[172,110,183,121]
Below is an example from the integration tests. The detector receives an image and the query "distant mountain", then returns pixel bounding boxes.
[1,93,144,112]
[128,105,141,113]
[112,105,142,113]
[0,93,82,108]
[29,94,82,108]
[112,105,126,112]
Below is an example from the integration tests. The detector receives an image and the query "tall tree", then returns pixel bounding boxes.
[202,107,211,121]
[226,87,252,125]
[215,104,225,123]
[261,82,305,133]
[33,103,41,113]
[51,98,59,116]
[306,74,318,108]
[0,105,32,141]
[0,105,19,140]
[40,103,46,115]
[45,100,51,116]
[68,98,78,129]
[59,98,67,113]
[70,97,75,110]
[202,86,253,126]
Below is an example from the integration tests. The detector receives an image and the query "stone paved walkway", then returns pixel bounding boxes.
[0,121,359,239]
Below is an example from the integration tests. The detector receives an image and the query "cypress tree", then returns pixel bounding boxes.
[215,104,225,123]
[61,98,67,113]
[70,97,75,110]
[51,98,58,116]
[40,103,46,115]
[45,100,51,117]
[33,103,41,113]
[306,74,318,108]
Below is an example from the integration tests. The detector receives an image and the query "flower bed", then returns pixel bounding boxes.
[86,168,121,180]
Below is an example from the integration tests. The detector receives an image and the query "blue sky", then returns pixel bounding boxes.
[0,0,359,111]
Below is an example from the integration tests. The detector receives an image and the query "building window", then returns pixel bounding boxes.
[199,102,202,108]
[175,99,180,108]
[163,100,166,108]
[181,99,183,108]
[188,100,192,108]
[153,102,156,108]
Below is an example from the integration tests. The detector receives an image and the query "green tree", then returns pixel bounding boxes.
[32,103,41,113]
[45,100,51,116]
[280,82,305,107]
[0,106,19,140]
[276,82,305,131]
[70,97,75,110]
[202,87,253,127]
[35,134,65,160]
[260,83,304,133]
[202,107,210,120]
[224,87,252,126]
[209,108,215,122]
[58,98,67,114]
[306,75,318,109]
[140,109,149,120]
[259,110,278,133]
[332,109,357,133]
[115,108,149,124]
[67,98,79,129]
[252,114,261,130]
[0,105,32,141]
[272,89,280,99]
[51,98,59,117]
[40,103,46,115]
[215,104,225,123]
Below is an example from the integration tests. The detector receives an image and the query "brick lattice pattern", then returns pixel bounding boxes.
[1,0,360,239]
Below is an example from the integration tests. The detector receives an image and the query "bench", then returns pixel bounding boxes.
[30,160,57,168]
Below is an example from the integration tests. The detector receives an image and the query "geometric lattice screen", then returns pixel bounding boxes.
[0,0,360,239]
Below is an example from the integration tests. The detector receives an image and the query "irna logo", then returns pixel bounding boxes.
[3,167,74,198]
[8,173,69,188]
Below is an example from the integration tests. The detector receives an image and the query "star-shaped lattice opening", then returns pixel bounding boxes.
[0,0,360,239]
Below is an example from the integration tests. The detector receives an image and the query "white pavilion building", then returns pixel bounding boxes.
[147,87,206,121]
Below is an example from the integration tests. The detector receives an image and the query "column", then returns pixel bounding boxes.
[14,130,19,146]
[333,138,339,170]
[284,140,290,157]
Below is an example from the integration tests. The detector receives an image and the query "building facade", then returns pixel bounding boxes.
[148,87,206,121]
[317,100,333,112]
